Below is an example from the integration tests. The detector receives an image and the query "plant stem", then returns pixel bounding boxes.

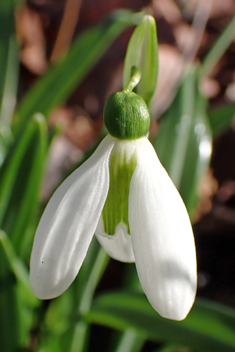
[69,239,110,352]
[123,66,141,93]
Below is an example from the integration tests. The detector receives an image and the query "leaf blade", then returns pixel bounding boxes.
[86,291,235,352]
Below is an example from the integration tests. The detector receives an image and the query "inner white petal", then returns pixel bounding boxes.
[96,217,135,263]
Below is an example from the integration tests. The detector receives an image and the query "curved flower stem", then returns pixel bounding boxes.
[113,330,144,352]
[69,239,110,352]
[123,66,141,93]
[110,264,144,352]
[79,245,109,315]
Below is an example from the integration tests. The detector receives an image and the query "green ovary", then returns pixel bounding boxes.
[102,142,137,236]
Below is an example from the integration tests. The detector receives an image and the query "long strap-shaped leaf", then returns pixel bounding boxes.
[0,114,48,251]
[152,66,212,218]
[208,102,235,137]
[0,0,19,164]
[86,291,235,352]
[0,0,18,127]
[15,10,140,133]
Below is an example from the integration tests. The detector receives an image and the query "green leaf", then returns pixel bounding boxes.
[0,0,19,164]
[86,291,235,352]
[0,231,38,306]
[0,230,38,350]
[152,66,212,217]
[0,114,48,258]
[42,239,109,352]
[178,92,212,217]
[199,14,235,79]
[15,10,141,134]
[0,245,19,351]
[208,102,235,137]
[123,15,158,106]
[0,0,18,127]
[156,346,193,352]
[0,126,13,166]
[111,330,144,352]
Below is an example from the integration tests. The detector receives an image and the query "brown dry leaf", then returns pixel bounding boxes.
[41,135,83,200]
[209,0,235,18]
[49,106,96,150]
[16,5,48,74]
[152,0,182,25]
[174,0,199,19]
[225,81,235,102]
[194,170,218,222]
[50,0,82,61]
[200,77,220,98]
[65,110,96,150]
[150,44,184,117]
[174,22,194,52]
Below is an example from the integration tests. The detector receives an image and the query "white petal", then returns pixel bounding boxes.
[30,135,115,299]
[129,138,197,320]
[95,217,135,263]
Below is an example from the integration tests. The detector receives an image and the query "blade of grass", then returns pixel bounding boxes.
[112,330,144,352]
[0,242,18,351]
[153,67,196,189]
[152,66,212,217]
[208,102,235,137]
[5,114,48,258]
[41,239,109,352]
[0,0,18,126]
[86,291,235,352]
[199,14,235,79]
[0,231,38,306]
[0,114,48,245]
[0,230,38,350]
[178,91,212,217]
[0,0,19,164]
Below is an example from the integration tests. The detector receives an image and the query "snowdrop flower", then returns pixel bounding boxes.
[30,69,197,321]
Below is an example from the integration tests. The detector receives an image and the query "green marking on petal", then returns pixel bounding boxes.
[102,140,137,236]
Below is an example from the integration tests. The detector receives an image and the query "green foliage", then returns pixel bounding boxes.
[208,102,235,137]
[0,0,18,126]
[87,291,235,352]
[152,66,212,218]
[0,114,48,259]
[0,0,19,163]
[199,14,235,79]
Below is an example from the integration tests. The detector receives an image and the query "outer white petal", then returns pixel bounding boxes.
[95,217,135,263]
[30,135,115,299]
[129,138,197,320]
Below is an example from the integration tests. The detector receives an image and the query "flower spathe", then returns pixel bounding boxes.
[30,134,197,321]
